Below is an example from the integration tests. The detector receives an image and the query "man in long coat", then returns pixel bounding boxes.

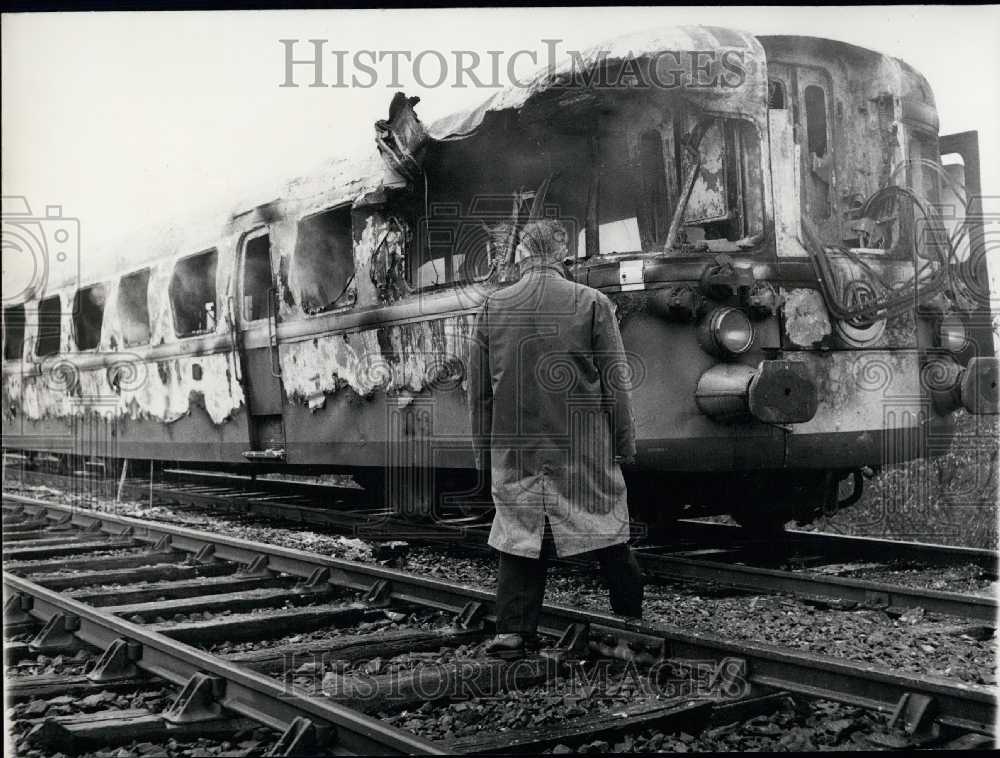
[468,218,644,658]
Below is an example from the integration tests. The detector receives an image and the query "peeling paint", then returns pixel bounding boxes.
[785,350,922,434]
[2,259,244,425]
[781,287,832,346]
[278,314,476,409]
[3,351,244,425]
[362,214,412,305]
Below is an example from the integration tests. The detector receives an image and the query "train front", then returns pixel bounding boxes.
[442,28,1000,528]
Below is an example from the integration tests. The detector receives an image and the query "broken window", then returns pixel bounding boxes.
[242,231,272,321]
[72,284,107,351]
[578,129,671,256]
[118,269,151,347]
[291,205,356,313]
[35,295,62,357]
[410,133,528,288]
[413,204,492,289]
[3,304,25,361]
[679,118,765,247]
[169,249,218,337]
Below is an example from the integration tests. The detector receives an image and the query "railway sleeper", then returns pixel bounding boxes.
[29,559,236,592]
[4,639,92,665]
[149,602,390,644]
[68,574,289,607]
[228,627,484,675]
[104,584,338,620]
[4,547,184,576]
[24,707,258,753]
[3,537,143,561]
[444,697,714,755]
[5,670,149,701]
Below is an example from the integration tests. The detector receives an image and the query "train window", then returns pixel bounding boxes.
[577,220,642,257]
[292,205,356,314]
[804,85,828,158]
[638,130,670,246]
[3,304,26,361]
[242,231,272,321]
[169,249,219,337]
[768,80,786,110]
[908,130,941,204]
[36,295,62,357]
[577,130,657,256]
[118,269,151,347]
[72,284,107,351]
[413,207,491,289]
[681,118,765,245]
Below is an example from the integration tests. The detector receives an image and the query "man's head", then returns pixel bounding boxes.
[515,219,569,266]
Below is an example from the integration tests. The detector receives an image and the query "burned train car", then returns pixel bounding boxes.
[2,26,997,527]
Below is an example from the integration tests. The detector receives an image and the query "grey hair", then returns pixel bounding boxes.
[517,219,569,263]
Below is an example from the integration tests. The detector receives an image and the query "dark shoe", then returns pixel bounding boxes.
[484,633,525,660]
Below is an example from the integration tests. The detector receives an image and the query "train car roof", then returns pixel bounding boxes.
[22,25,932,301]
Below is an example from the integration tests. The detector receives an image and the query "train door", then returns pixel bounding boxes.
[236,227,286,461]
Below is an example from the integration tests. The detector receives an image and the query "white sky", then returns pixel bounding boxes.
[2,6,999,279]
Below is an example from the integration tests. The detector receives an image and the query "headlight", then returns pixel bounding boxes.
[938,314,968,353]
[699,306,754,358]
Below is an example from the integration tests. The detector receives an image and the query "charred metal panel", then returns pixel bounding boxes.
[781,288,832,347]
[783,350,924,437]
[278,314,475,411]
[3,250,245,426]
[760,36,937,249]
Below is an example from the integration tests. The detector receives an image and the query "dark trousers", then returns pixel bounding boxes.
[495,535,644,635]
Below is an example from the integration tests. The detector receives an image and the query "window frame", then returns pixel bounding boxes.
[35,294,63,357]
[2,303,27,363]
[292,203,359,318]
[584,114,767,256]
[118,267,153,348]
[238,227,274,324]
[168,248,220,339]
[71,282,109,352]
[409,201,516,292]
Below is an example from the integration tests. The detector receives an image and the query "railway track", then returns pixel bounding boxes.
[6,467,995,623]
[2,490,996,755]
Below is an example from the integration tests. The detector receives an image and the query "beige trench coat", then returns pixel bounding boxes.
[468,260,637,558]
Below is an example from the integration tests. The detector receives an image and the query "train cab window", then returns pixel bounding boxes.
[292,205,356,314]
[803,85,831,220]
[169,249,218,337]
[908,130,941,204]
[680,119,765,246]
[804,85,828,158]
[768,80,787,109]
[578,130,667,256]
[72,284,107,351]
[118,269,151,347]
[3,304,26,361]
[36,295,62,357]
[242,231,272,321]
[638,130,670,247]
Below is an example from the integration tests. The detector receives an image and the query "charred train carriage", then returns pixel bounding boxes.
[3,27,998,527]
